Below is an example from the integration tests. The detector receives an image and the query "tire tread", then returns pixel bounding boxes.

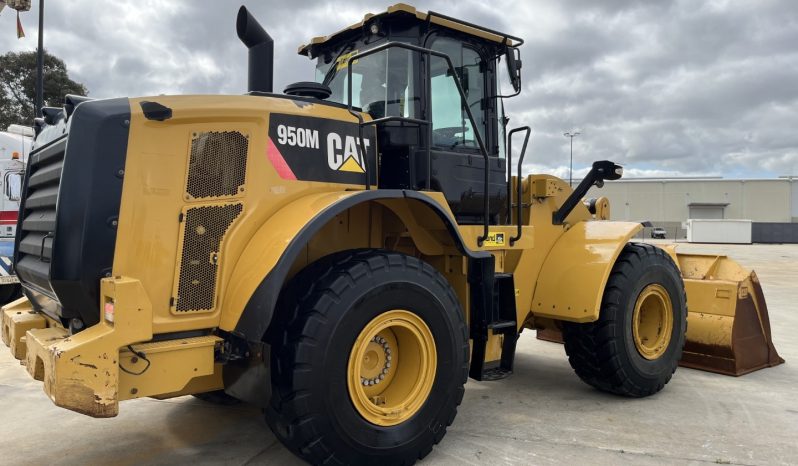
[266,249,469,465]
[562,243,687,397]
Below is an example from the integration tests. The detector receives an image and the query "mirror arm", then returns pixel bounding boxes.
[552,161,623,225]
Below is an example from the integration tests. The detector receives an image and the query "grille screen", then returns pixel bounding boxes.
[174,203,243,312]
[187,131,248,199]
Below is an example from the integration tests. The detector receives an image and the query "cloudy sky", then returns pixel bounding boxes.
[1,0,796,178]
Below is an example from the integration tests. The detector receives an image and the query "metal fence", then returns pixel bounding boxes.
[752,223,798,244]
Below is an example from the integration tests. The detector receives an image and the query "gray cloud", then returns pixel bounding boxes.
[1,0,796,178]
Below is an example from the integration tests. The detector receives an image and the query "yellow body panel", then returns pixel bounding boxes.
[531,221,642,322]
[117,336,220,400]
[116,95,368,335]
[219,190,363,331]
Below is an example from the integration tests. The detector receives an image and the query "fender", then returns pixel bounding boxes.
[220,189,489,341]
[531,221,643,322]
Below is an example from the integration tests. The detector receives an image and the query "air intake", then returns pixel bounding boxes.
[172,203,243,313]
[187,131,248,200]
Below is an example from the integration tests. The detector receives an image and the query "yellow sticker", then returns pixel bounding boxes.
[483,232,506,247]
[335,50,359,71]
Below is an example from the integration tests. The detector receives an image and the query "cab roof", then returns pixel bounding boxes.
[297,3,521,56]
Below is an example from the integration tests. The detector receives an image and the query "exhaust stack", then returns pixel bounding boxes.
[236,6,273,93]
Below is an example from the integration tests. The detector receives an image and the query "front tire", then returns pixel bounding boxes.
[562,243,687,397]
[266,250,468,465]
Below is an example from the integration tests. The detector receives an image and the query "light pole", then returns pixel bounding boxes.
[35,0,44,118]
[563,131,580,187]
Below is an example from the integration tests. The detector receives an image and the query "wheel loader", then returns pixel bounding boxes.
[1,4,783,464]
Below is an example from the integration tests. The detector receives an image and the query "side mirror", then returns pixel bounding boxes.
[592,160,623,182]
[505,46,522,93]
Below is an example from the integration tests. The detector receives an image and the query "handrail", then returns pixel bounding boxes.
[345,41,493,246]
[506,127,531,245]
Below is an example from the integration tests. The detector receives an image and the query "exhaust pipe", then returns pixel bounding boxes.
[236,6,273,93]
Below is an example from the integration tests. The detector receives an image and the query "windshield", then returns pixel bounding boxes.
[317,47,416,119]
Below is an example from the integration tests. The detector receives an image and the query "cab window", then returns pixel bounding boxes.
[322,48,417,119]
[429,37,486,151]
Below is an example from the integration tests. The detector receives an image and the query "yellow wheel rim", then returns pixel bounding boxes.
[632,284,674,360]
[347,310,436,426]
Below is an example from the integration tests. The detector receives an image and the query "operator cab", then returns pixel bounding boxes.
[297,4,523,225]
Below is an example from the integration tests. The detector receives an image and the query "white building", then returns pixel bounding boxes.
[585,177,798,241]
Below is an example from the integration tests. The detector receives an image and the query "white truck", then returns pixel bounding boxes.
[0,124,31,302]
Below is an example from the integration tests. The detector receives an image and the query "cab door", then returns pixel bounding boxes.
[423,36,506,225]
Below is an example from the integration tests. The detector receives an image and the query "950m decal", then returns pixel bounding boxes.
[267,113,377,184]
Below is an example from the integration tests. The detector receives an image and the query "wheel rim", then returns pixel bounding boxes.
[347,310,436,426]
[632,284,674,360]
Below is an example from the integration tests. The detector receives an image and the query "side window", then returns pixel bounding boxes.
[430,66,475,148]
[3,171,22,201]
[326,52,384,112]
[323,48,416,119]
[430,37,486,151]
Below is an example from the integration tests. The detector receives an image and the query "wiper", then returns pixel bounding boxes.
[322,43,355,87]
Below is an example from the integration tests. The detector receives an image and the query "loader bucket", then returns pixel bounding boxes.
[536,253,784,376]
[676,253,783,376]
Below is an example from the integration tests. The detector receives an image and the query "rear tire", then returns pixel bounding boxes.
[562,243,687,397]
[266,250,468,465]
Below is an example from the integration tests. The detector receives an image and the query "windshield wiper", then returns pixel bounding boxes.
[322,44,355,87]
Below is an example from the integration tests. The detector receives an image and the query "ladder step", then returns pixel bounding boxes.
[482,366,513,381]
[488,320,516,333]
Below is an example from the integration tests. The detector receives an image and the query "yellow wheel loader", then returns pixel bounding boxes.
[0,4,783,464]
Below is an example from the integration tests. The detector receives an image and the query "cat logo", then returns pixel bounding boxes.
[483,232,505,247]
[267,113,377,184]
[327,133,371,173]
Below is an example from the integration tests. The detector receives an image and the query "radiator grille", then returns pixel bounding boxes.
[14,137,65,290]
[174,203,243,312]
[186,131,248,200]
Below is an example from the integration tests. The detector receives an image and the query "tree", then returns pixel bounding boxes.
[0,50,88,129]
